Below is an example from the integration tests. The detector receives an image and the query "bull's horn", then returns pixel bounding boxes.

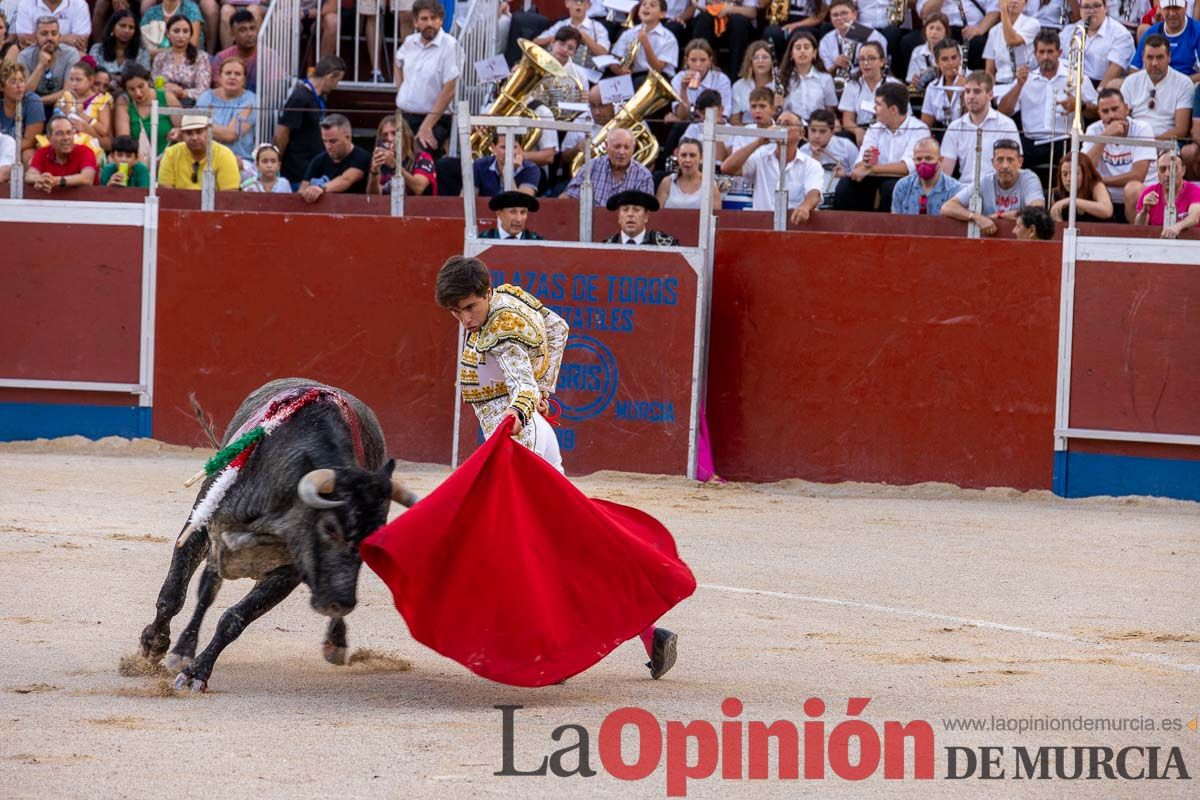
[390,475,419,508]
[298,469,344,509]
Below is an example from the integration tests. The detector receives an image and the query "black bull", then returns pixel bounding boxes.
[138,379,417,692]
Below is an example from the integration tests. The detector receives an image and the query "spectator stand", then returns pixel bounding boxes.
[454,106,718,478]
[0,190,160,437]
[1054,128,1196,497]
[256,0,303,146]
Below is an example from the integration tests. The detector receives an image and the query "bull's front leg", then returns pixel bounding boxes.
[174,564,300,692]
[139,523,210,663]
[323,617,349,665]
[165,564,224,673]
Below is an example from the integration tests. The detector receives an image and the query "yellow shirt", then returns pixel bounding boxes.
[158,140,241,191]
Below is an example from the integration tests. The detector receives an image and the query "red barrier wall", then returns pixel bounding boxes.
[153,211,463,463]
[707,230,1063,489]
[0,218,143,410]
[1067,258,1200,464]
[459,244,699,475]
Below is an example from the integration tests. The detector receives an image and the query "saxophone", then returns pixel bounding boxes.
[767,0,789,26]
[887,0,904,27]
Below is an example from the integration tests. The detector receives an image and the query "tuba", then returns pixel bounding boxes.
[570,69,682,176]
[470,39,568,158]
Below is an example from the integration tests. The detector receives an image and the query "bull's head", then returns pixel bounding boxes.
[292,460,416,618]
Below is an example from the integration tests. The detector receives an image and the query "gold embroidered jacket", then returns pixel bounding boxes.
[460,284,569,429]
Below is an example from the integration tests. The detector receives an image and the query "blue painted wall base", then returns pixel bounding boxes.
[1055,450,1200,502]
[0,403,151,441]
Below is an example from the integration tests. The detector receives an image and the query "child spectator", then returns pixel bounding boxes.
[100,134,151,187]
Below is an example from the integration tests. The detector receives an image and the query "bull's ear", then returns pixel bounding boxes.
[381,458,397,478]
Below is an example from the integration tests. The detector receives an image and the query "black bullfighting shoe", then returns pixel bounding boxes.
[646,628,678,679]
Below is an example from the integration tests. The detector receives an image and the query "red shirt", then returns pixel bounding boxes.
[31,144,98,183]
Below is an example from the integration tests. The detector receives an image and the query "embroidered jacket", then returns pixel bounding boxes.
[602,229,680,246]
[478,228,545,240]
[459,284,569,443]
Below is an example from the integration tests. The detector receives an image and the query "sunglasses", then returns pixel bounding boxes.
[918,194,928,215]
[191,160,200,184]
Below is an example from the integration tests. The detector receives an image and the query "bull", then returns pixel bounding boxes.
[137,378,417,692]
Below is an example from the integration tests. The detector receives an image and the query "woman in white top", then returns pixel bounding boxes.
[668,39,733,122]
[244,143,291,193]
[778,29,837,125]
[730,40,778,125]
[656,138,722,209]
[838,42,902,145]
[906,13,951,85]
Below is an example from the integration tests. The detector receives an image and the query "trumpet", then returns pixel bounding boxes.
[1066,23,1087,133]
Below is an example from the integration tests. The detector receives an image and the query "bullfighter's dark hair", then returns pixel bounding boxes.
[436,256,492,308]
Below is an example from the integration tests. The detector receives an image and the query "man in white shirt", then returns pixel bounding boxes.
[982,0,1039,92]
[1059,0,1135,85]
[940,70,1020,187]
[1120,35,1194,140]
[719,110,824,223]
[835,82,931,211]
[1085,87,1156,222]
[13,0,88,50]
[998,31,1097,170]
[395,0,461,153]
[800,108,858,208]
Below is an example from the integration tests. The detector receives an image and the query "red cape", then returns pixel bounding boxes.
[361,417,696,687]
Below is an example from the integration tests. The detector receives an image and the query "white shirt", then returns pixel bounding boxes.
[1058,18,1135,82]
[1106,0,1151,26]
[671,69,733,114]
[934,0,997,28]
[838,75,903,127]
[801,136,859,172]
[395,29,462,114]
[940,107,1020,185]
[622,229,648,245]
[854,114,931,173]
[818,28,889,75]
[921,76,965,125]
[13,0,90,37]
[743,145,825,210]
[1085,116,1156,202]
[613,24,679,77]
[1121,68,1194,137]
[0,132,14,168]
[1012,61,1098,140]
[730,78,761,119]
[1026,0,1067,29]
[544,17,611,52]
[907,43,937,83]
[982,14,1040,86]
[782,69,838,122]
[857,0,895,29]
[727,123,773,155]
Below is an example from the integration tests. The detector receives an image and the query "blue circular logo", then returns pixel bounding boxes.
[556,336,618,421]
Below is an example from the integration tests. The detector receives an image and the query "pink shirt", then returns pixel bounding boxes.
[1136,180,1200,226]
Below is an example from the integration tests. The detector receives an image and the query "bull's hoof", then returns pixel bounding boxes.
[139,626,170,663]
[323,643,348,666]
[173,673,208,693]
[164,653,193,674]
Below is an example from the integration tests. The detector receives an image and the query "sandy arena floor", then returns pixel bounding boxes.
[0,437,1197,799]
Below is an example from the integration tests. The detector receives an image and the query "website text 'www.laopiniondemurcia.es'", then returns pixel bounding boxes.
[494,699,1195,796]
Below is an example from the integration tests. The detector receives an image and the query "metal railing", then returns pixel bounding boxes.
[149,104,217,210]
[458,101,594,238]
[704,119,789,231]
[1067,131,1180,234]
[453,0,501,117]
[256,0,302,146]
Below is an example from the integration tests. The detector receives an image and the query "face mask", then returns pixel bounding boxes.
[915,162,938,180]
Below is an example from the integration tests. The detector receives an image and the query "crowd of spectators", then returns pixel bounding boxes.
[2,0,1199,237]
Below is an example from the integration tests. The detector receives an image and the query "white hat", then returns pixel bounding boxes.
[1161,0,1185,8]
[179,115,211,131]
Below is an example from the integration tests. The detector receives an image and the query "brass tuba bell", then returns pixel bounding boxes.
[569,69,682,176]
[470,39,569,159]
